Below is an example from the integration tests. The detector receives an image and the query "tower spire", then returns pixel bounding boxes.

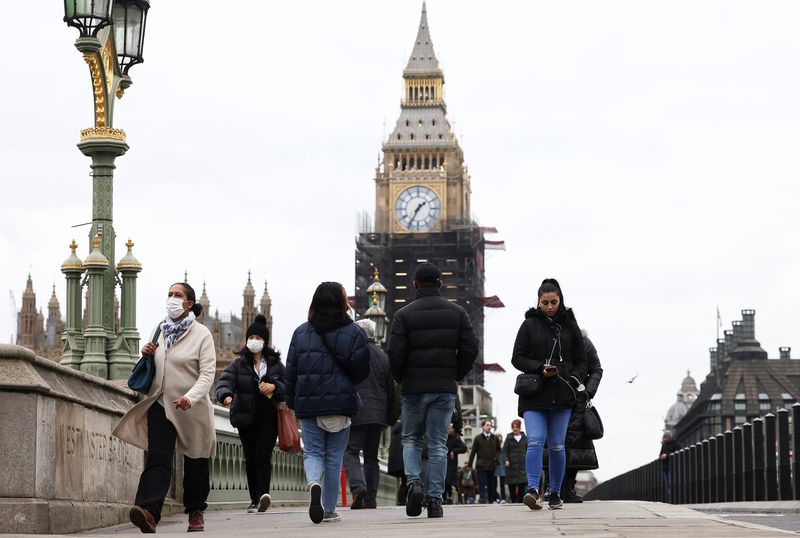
[405,2,441,76]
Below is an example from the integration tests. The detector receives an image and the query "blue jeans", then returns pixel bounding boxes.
[662,469,672,503]
[523,408,571,493]
[300,418,350,512]
[402,393,456,500]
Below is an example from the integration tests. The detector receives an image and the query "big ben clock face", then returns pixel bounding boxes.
[395,186,442,232]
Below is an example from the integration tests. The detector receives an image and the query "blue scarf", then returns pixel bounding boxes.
[161,312,196,350]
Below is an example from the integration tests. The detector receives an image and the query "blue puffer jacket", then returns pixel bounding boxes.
[285,321,370,419]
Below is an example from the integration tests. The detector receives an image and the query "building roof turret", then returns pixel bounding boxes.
[48,284,60,310]
[243,271,255,297]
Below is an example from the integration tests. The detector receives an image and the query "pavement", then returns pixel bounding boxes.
[7,500,796,537]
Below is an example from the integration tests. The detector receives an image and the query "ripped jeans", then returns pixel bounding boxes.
[523,408,571,493]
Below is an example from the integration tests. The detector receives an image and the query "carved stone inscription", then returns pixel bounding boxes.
[54,402,141,502]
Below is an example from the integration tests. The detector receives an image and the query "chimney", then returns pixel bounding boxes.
[717,338,726,358]
[741,309,756,340]
[724,329,735,354]
[780,347,791,360]
[709,347,718,371]
[732,320,744,344]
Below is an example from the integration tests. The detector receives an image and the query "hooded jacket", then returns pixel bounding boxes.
[511,306,588,415]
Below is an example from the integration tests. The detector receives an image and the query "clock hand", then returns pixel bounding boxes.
[411,201,427,219]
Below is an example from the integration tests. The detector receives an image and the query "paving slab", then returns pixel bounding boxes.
[3,501,795,537]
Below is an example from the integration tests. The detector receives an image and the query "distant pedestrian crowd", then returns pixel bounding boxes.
[114,265,603,532]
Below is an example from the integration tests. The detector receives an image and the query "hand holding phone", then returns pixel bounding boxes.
[543,364,558,378]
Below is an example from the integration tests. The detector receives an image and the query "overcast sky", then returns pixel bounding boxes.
[2,1,800,482]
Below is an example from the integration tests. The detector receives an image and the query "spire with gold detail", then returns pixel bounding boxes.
[260,280,273,346]
[242,271,257,335]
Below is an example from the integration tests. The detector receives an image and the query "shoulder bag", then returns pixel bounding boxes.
[583,400,604,440]
[127,325,162,393]
[276,401,302,453]
[514,334,558,397]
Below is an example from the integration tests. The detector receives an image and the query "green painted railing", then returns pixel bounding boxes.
[207,406,398,507]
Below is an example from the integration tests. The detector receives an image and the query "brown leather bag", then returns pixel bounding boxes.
[276,402,301,454]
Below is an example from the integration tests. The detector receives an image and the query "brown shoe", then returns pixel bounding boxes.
[129,506,156,533]
[187,510,204,532]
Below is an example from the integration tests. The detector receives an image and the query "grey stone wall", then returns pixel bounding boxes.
[0,344,143,533]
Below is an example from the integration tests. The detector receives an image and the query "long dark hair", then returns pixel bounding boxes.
[308,281,349,321]
[172,281,204,317]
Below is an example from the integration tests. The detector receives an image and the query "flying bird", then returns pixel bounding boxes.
[623,374,639,385]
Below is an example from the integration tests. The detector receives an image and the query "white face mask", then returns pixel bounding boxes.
[247,338,264,353]
[166,297,187,320]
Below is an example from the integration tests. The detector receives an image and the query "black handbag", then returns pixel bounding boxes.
[513,373,543,397]
[583,400,604,440]
[127,326,162,393]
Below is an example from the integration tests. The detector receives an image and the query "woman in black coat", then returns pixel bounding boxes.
[511,279,587,510]
[216,314,285,513]
[561,332,603,503]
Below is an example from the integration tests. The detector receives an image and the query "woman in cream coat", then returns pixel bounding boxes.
[114,282,217,533]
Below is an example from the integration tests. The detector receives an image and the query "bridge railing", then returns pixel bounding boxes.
[584,404,800,503]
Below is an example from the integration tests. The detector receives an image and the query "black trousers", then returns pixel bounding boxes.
[477,469,496,503]
[343,423,384,502]
[508,483,526,503]
[238,410,278,504]
[562,468,578,494]
[134,403,210,522]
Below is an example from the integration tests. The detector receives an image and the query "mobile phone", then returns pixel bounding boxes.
[544,365,558,372]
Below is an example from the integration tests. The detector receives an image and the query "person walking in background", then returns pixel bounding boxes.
[115,282,216,533]
[560,329,603,503]
[495,433,507,503]
[458,464,477,504]
[503,419,528,503]
[444,423,467,504]
[660,430,681,503]
[387,420,408,505]
[388,262,479,519]
[285,282,370,524]
[468,419,502,504]
[344,319,395,510]
[216,314,284,513]
[512,278,587,511]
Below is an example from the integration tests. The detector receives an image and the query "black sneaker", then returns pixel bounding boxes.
[548,491,563,510]
[523,488,543,511]
[246,502,258,514]
[562,489,583,503]
[309,482,324,524]
[405,481,425,517]
[426,498,443,518]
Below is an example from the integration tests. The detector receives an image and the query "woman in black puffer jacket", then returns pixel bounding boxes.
[511,279,587,510]
[560,331,603,503]
[216,314,285,513]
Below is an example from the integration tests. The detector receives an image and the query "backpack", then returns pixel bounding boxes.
[461,470,474,488]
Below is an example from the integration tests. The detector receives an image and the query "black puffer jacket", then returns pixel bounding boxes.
[388,287,479,394]
[215,349,285,429]
[352,342,394,427]
[511,307,587,415]
[565,336,603,470]
[285,321,369,419]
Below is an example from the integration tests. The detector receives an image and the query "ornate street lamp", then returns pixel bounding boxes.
[63,0,113,38]
[112,1,150,75]
[364,268,389,343]
[60,0,150,380]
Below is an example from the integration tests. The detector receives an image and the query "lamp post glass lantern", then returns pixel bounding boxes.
[63,0,113,37]
[113,0,150,74]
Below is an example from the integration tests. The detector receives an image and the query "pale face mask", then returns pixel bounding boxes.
[166,297,186,320]
[246,338,264,353]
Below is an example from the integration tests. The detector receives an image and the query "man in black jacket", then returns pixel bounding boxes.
[344,319,395,510]
[388,262,479,519]
[659,430,681,503]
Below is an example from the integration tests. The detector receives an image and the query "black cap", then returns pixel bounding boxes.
[414,262,441,283]
[246,314,270,342]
